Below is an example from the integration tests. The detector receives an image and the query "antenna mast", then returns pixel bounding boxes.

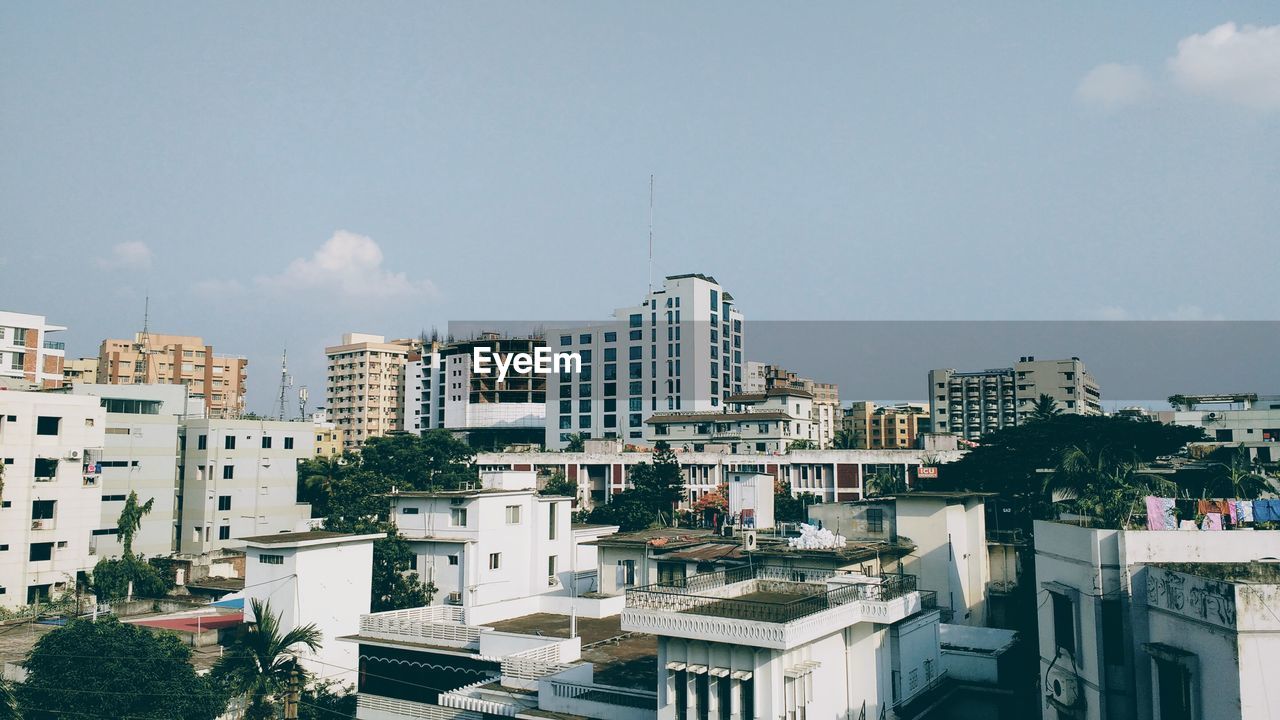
[136,294,159,384]
[274,350,293,421]
[298,386,309,422]
[648,174,654,293]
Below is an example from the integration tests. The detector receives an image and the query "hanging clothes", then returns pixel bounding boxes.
[1236,500,1254,523]
[1145,496,1168,531]
[1202,512,1223,531]
[1179,519,1198,530]
[1256,499,1280,523]
[1225,500,1238,525]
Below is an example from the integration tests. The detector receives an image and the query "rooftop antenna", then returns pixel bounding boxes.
[648,174,654,293]
[298,386,309,422]
[274,350,293,421]
[135,294,161,384]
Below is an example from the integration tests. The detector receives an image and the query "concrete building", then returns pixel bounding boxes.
[645,387,816,453]
[0,391,104,607]
[312,416,342,458]
[177,418,314,555]
[744,362,840,448]
[545,273,745,449]
[1162,393,1280,454]
[843,401,930,449]
[387,471,603,624]
[475,447,966,509]
[241,530,381,685]
[60,357,98,387]
[809,491,992,626]
[404,333,547,448]
[929,356,1101,441]
[97,332,248,418]
[0,310,66,390]
[324,333,418,449]
[1032,519,1280,720]
[70,384,193,559]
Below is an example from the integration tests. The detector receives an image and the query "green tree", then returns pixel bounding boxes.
[298,454,350,517]
[1167,394,1196,411]
[832,427,859,449]
[116,491,154,558]
[19,617,226,720]
[0,678,17,720]
[359,431,476,491]
[773,480,817,523]
[586,492,658,531]
[866,469,907,497]
[539,471,578,501]
[212,599,322,720]
[90,556,171,600]
[372,531,436,612]
[1029,393,1062,422]
[1188,445,1274,499]
[787,439,816,450]
[1050,444,1175,527]
[564,433,586,452]
[628,441,685,522]
[298,680,356,719]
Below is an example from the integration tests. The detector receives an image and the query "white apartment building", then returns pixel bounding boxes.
[70,384,192,559]
[177,419,314,554]
[545,273,745,449]
[404,334,546,447]
[388,471,584,625]
[929,356,1102,441]
[0,391,104,607]
[324,333,417,449]
[0,311,67,390]
[1162,393,1280,455]
[1032,519,1280,720]
[242,530,381,685]
[645,387,816,453]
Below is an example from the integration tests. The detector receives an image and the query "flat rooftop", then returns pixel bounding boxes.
[487,613,657,691]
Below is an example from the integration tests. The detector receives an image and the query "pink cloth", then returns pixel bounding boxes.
[1226,500,1238,524]
[1145,496,1165,530]
[1202,512,1223,531]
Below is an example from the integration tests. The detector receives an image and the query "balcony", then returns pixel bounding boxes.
[356,694,482,720]
[357,605,480,650]
[43,340,65,351]
[622,567,923,650]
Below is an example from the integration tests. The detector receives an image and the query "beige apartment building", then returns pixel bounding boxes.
[744,361,840,448]
[62,357,99,386]
[843,401,930,449]
[324,333,418,449]
[97,333,248,418]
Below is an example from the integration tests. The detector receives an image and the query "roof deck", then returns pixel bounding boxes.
[622,566,929,649]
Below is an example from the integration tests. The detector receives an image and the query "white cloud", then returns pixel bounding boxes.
[98,241,153,270]
[1075,63,1150,109]
[1168,22,1280,110]
[193,278,246,297]
[256,230,436,299]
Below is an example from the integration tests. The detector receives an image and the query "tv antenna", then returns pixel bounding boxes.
[648,174,654,293]
[135,294,162,384]
[273,350,293,421]
[298,386,309,422]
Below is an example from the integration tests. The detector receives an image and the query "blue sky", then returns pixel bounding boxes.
[2,3,1278,412]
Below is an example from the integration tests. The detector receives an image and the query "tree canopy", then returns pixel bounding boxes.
[586,441,685,530]
[19,618,227,720]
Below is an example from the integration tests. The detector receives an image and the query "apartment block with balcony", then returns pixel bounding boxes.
[0,391,105,607]
[929,356,1101,441]
[843,401,930,449]
[745,362,840,448]
[177,418,314,554]
[545,273,746,449]
[645,387,815,454]
[61,357,99,387]
[0,310,67,390]
[404,333,547,449]
[97,332,248,418]
[324,333,417,449]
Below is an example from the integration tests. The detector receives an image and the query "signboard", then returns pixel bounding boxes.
[916,466,938,479]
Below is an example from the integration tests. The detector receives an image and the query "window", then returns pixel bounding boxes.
[548,501,558,540]
[450,507,468,526]
[401,507,419,514]
[35,416,60,436]
[284,437,294,450]
[198,434,207,450]
[618,559,636,586]
[604,331,616,342]
[1102,599,1124,666]
[489,552,501,570]
[218,526,230,540]
[34,458,57,479]
[1052,591,1075,655]
[29,543,53,561]
[224,435,236,450]
[548,555,558,579]
[259,554,284,565]
[505,505,522,524]
[1155,658,1192,720]
[218,495,231,511]
[448,554,459,565]
[560,335,572,346]
[222,465,234,480]
[261,436,273,449]
[866,508,885,533]
[31,500,55,520]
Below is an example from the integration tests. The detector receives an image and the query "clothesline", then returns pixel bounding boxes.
[1143,496,1280,531]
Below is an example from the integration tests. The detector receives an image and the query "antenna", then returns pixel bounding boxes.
[298,386,309,422]
[274,350,293,421]
[648,174,654,293]
[135,294,160,384]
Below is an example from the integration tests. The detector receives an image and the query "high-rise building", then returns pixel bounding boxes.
[843,401,930,449]
[744,362,840,448]
[97,333,248,419]
[0,391,105,607]
[324,333,418,449]
[0,310,67,390]
[404,332,547,449]
[544,274,745,449]
[928,356,1101,440]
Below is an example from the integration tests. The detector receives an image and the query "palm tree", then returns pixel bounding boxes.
[564,433,586,452]
[1029,393,1062,422]
[213,599,322,720]
[1204,446,1273,499]
[299,454,348,516]
[1049,444,1173,528]
[832,427,858,450]
[867,469,907,497]
[116,491,154,558]
[0,678,18,720]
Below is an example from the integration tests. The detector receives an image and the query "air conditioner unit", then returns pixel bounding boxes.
[446,592,462,605]
[31,520,45,530]
[1045,655,1081,708]
[1206,412,1220,421]
[742,530,758,553]
[65,450,81,461]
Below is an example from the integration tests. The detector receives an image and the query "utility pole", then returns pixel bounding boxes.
[284,664,300,720]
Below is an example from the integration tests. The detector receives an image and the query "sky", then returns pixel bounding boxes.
[2,3,1279,412]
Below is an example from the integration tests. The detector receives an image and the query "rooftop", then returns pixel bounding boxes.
[239,530,380,546]
[486,613,657,691]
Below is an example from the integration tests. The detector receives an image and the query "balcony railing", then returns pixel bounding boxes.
[43,340,65,351]
[625,567,917,624]
[546,680,656,710]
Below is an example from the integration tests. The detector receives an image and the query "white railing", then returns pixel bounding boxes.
[356,694,483,720]
[501,644,571,683]
[359,606,480,648]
